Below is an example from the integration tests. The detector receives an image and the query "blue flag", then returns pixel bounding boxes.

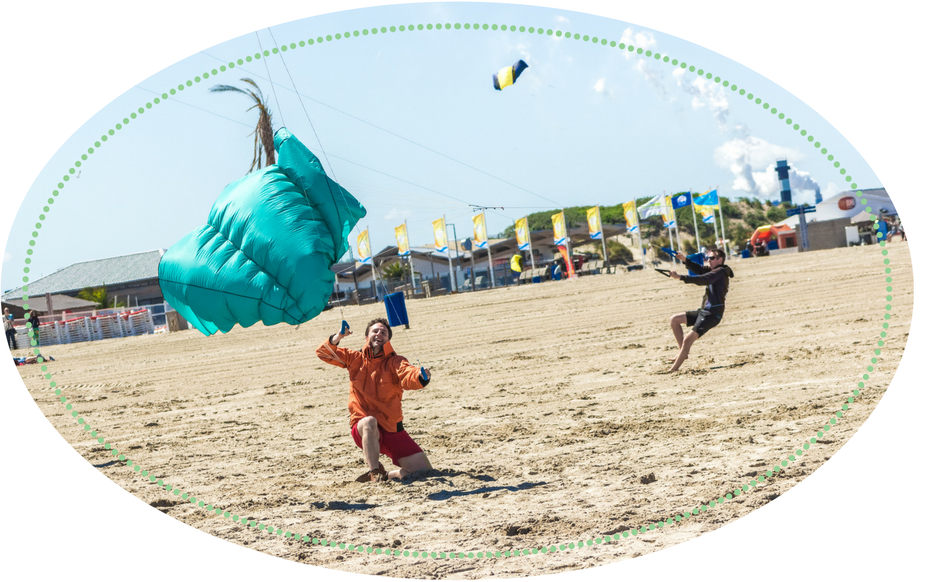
[671,192,692,209]
[693,189,719,207]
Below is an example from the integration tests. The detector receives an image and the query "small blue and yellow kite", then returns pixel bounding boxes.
[493,60,529,90]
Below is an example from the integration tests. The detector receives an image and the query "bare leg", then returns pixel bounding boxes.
[388,452,432,480]
[670,330,699,372]
[670,313,686,349]
[356,416,383,472]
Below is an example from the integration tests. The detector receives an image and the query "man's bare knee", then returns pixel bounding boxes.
[358,416,378,434]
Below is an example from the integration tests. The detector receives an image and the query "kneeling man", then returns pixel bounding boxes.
[317,317,432,482]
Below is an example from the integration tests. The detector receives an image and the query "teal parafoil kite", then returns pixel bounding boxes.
[493,60,529,90]
[158,128,366,336]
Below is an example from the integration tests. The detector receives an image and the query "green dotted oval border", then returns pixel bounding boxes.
[18,21,896,561]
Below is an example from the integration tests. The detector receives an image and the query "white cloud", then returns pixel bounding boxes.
[554,15,570,23]
[714,137,806,197]
[673,68,731,131]
[593,77,610,96]
[634,58,669,100]
[383,208,412,221]
[2,251,10,264]
[619,27,656,60]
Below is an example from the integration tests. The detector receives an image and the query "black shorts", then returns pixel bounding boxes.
[685,308,723,337]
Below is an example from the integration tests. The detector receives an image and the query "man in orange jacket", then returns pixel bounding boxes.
[317,317,432,483]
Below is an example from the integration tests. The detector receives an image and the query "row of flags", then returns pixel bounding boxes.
[354,190,721,264]
[633,190,720,227]
[355,212,500,265]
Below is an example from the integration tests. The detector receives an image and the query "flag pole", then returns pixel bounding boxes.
[664,192,677,264]
[524,218,536,282]
[405,220,419,290]
[367,227,378,300]
[690,189,701,252]
[596,205,610,273]
[716,186,729,258]
[367,227,377,284]
[562,208,575,277]
[483,210,496,287]
[443,214,455,293]
[635,196,645,268]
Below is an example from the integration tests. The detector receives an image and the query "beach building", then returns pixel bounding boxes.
[2,249,167,308]
[1,249,184,336]
[782,188,895,251]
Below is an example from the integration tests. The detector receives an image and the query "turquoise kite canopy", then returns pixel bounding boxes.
[158,128,366,336]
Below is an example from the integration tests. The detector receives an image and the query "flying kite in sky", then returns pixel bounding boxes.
[493,60,529,90]
[158,128,366,336]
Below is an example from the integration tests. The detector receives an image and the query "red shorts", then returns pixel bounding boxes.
[351,423,423,466]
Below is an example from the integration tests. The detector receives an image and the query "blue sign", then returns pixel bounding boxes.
[786,205,817,216]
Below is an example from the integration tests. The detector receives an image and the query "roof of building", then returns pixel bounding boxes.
[2,294,100,313]
[2,249,165,301]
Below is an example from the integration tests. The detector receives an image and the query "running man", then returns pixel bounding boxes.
[316,317,432,482]
[667,249,734,372]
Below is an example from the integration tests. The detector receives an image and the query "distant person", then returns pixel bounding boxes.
[888,217,906,242]
[27,311,41,347]
[4,309,16,350]
[316,318,432,482]
[12,352,53,366]
[666,249,734,372]
[745,240,754,257]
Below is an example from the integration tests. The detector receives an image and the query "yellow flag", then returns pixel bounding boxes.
[432,218,448,252]
[587,206,602,240]
[662,201,676,228]
[552,212,567,245]
[510,254,523,272]
[472,213,488,249]
[623,201,639,233]
[394,224,410,256]
[515,217,530,250]
[357,229,372,264]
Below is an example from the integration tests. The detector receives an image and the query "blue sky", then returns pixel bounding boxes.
[1,2,880,293]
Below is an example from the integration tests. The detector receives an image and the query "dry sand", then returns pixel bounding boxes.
[16,242,911,578]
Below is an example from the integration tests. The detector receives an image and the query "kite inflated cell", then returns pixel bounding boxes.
[493,60,529,90]
[158,128,366,336]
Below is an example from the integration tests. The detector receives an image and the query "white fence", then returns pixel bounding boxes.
[10,304,174,349]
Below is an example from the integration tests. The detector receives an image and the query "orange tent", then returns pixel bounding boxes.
[750,223,798,249]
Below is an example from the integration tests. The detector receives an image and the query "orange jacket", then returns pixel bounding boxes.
[316,338,426,433]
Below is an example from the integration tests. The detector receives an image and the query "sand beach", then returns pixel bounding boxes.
[16,242,910,578]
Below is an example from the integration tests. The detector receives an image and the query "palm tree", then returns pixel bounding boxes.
[210,78,276,173]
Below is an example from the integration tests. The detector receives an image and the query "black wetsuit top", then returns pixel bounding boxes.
[679,258,734,311]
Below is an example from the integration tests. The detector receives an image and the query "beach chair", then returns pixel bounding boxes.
[122,309,155,336]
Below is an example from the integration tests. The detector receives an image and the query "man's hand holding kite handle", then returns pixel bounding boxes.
[329,320,352,345]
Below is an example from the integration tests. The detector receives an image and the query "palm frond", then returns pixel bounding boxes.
[213,77,277,172]
[209,84,247,94]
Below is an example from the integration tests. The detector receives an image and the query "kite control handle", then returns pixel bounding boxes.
[339,320,350,335]
[655,269,674,277]
[420,367,430,382]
